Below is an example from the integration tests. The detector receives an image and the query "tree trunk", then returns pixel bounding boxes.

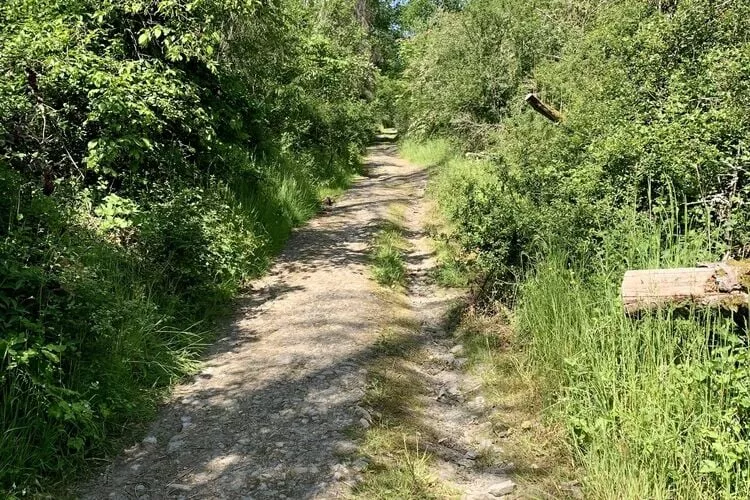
[621,262,750,314]
[525,94,563,123]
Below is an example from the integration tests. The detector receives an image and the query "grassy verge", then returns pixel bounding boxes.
[406,136,750,498]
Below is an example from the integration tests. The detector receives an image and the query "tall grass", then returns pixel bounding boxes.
[400,137,454,169]
[409,137,750,498]
[517,213,749,498]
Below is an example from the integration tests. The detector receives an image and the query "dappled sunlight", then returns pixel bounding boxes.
[83,142,429,499]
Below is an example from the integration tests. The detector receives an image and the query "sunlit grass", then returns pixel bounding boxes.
[406,135,745,498]
[370,204,409,287]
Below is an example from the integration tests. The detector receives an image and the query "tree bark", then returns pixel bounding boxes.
[525,93,563,123]
[621,262,750,314]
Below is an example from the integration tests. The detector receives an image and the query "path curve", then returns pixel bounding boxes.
[83,141,425,499]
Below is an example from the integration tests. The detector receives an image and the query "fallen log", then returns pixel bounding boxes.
[621,261,750,314]
[525,93,563,123]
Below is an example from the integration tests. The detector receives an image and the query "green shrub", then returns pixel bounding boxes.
[0,0,396,493]
[400,0,750,495]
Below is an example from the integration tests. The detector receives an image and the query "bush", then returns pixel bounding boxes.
[400,0,750,495]
[0,0,397,493]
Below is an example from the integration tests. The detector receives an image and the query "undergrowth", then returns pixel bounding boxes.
[409,136,750,498]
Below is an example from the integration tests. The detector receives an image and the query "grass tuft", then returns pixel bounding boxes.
[370,205,409,287]
[356,436,455,500]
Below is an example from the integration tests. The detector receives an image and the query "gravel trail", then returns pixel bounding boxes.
[83,140,425,500]
[83,140,515,500]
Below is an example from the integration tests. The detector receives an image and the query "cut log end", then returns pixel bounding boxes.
[621,262,750,314]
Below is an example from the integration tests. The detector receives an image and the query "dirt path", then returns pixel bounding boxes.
[83,141,515,500]
[401,189,516,499]
[83,141,427,499]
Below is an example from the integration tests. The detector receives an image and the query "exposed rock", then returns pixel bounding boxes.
[477,439,496,455]
[180,416,193,431]
[437,385,463,402]
[354,406,373,423]
[332,464,350,481]
[520,420,533,430]
[488,479,516,497]
[432,352,456,366]
[352,458,369,472]
[166,483,192,492]
[450,344,465,356]
[333,440,358,456]
[468,396,486,412]
[142,435,157,445]
[167,438,184,453]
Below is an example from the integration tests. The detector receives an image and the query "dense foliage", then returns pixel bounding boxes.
[403,0,750,275]
[0,0,395,493]
[399,0,750,496]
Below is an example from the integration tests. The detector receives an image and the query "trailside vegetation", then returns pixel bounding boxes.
[398,0,750,497]
[0,0,397,493]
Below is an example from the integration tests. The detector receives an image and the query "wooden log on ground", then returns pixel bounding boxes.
[525,93,563,123]
[621,262,750,314]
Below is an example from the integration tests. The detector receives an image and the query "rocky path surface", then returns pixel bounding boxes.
[83,140,516,500]
[83,141,425,500]
[399,181,516,500]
